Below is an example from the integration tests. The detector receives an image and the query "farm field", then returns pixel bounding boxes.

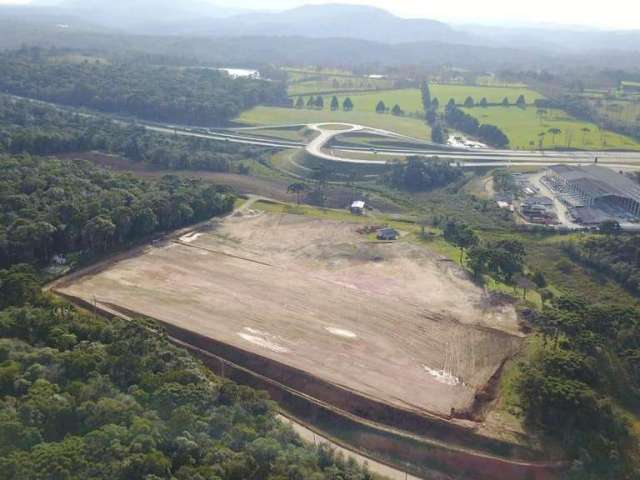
[463,106,640,150]
[56,211,523,418]
[286,67,394,95]
[235,106,431,139]
[430,85,544,106]
[289,78,393,96]
[291,86,544,111]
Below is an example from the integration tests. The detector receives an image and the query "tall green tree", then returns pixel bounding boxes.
[478,124,509,148]
[444,221,479,263]
[83,216,116,252]
[548,127,562,145]
[330,96,339,111]
[431,123,445,144]
[343,97,354,111]
[420,80,432,112]
[287,182,307,205]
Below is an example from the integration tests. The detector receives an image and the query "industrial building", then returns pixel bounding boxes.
[621,81,640,94]
[544,165,640,218]
[520,196,558,224]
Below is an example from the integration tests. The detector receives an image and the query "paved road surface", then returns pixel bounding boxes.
[303,123,640,167]
[6,94,640,169]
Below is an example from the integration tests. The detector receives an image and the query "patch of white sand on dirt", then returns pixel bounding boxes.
[179,232,204,243]
[238,327,290,353]
[423,365,462,386]
[326,327,358,338]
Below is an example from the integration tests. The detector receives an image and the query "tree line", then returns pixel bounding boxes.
[444,104,510,148]
[461,95,527,108]
[294,95,354,111]
[375,101,404,116]
[384,157,463,192]
[443,221,526,281]
[0,95,266,173]
[0,47,290,126]
[421,81,512,148]
[0,155,236,269]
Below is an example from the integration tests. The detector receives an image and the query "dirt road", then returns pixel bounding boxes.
[278,414,433,480]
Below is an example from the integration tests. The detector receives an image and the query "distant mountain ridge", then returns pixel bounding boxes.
[0,1,638,54]
[203,4,468,44]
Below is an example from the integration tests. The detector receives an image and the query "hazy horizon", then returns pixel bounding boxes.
[1,0,639,30]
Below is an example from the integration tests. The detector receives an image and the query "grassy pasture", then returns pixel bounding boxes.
[289,77,393,96]
[291,86,544,111]
[463,106,640,150]
[235,106,430,139]
[286,67,393,96]
[596,100,640,125]
[430,85,544,106]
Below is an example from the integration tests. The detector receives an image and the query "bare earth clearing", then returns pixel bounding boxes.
[57,212,522,417]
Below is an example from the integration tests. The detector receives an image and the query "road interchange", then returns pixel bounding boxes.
[6,93,640,169]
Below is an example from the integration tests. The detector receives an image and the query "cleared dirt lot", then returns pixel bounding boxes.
[57,212,522,417]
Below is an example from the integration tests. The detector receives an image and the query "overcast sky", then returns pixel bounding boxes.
[1,0,639,29]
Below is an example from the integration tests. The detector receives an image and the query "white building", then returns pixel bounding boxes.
[350,201,366,215]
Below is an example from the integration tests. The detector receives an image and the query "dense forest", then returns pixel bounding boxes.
[444,105,510,148]
[0,48,290,126]
[443,222,640,478]
[565,235,640,293]
[384,157,463,191]
[0,95,267,173]
[0,273,372,480]
[518,296,640,478]
[0,155,235,269]
[0,156,372,479]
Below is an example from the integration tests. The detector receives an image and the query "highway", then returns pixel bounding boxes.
[5,93,640,168]
[133,120,640,170]
[302,122,640,167]
[166,120,640,168]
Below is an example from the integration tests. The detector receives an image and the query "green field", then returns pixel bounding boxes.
[463,106,640,150]
[286,67,394,96]
[235,106,431,139]
[291,86,544,111]
[289,78,394,96]
[430,85,544,106]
